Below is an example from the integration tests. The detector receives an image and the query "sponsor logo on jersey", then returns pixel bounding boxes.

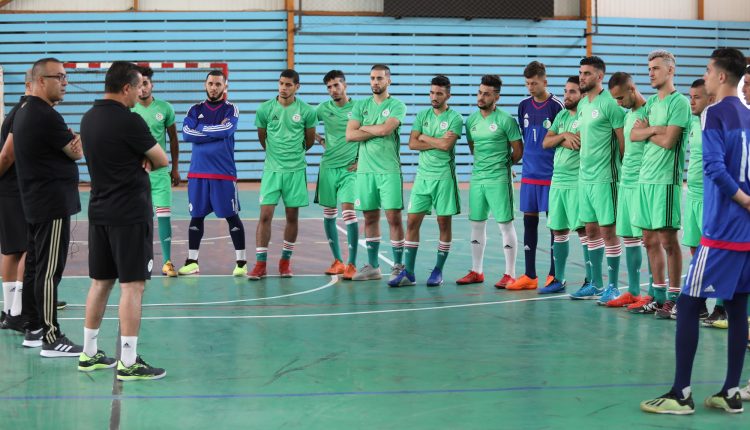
[198,114,204,119]
[292,113,301,122]
[363,110,369,116]
[424,121,429,127]
[591,109,599,119]
[155,112,164,121]
[382,109,390,117]
[147,259,153,272]
[272,115,279,121]
[471,126,477,132]
[440,121,448,130]
[489,123,498,132]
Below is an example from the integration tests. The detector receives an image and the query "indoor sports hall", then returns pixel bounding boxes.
[1,1,749,429]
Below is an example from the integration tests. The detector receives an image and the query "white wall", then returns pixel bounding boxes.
[596,0,698,20]
[704,0,750,21]
[0,0,133,11]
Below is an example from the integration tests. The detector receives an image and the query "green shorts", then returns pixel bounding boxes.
[314,166,355,208]
[259,170,309,208]
[578,182,617,226]
[408,176,460,216]
[682,193,703,247]
[615,184,642,238]
[547,186,582,231]
[469,181,514,223]
[354,172,403,211]
[633,183,681,230]
[149,168,172,208]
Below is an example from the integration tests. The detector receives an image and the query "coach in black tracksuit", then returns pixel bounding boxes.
[13,57,83,357]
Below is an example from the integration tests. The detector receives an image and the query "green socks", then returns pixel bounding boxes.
[323,211,342,261]
[588,238,605,289]
[391,239,404,265]
[342,210,359,266]
[366,237,380,268]
[404,241,418,273]
[156,210,172,262]
[624,239,642,296]
[281,241,295,260]
[436,241,451,271]
[553,235,570,283]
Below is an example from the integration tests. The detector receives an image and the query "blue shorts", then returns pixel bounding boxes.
[188,178,240,218]
[682,245,750,300]
[519,182,550,213]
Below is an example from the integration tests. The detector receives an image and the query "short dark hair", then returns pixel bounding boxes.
[523,61,546,79]
[104,61,141,94]
[371,64,391,75]
[691,78,705,88]
[206,69,227,81]
[431,75,451,90]
[31,57,62,80]
[580,56,606,73]
[607,71,632,89]
[323,69,345,84]
[280,68,299,84]
[480,74,502,92]
[138,65,154,81]
[709,48,746,84]
[566,76,580,85]
[746,64,750,75]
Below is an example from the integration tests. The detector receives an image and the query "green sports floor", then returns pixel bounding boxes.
[0,186,748,430]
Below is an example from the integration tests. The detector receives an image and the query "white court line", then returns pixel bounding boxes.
[335,224,395,267]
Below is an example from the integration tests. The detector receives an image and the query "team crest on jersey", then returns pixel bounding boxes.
[571,120,580,129]
[591,109,599,119]
[155,113,164,121]
[440,121,448,130]
[543,119,551,129]
[347,112,353,119]
[489,123,498,132]
[382,109,390,117]
[292,113,301,122]
[523,118,529,128]
[259,195,263,203]
[354,198,361,207]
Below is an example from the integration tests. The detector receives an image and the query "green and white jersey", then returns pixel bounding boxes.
[577,89,625,184]
[548,109,581,188]
[317,99,357,169]
[412,107,463,180]
[132,98,175,171]
[639,91,691,185]
[255,97,317,172]
[620,105,648,186]
[465,108,522,184]
[686,115,703,198]
[350,96,407,174]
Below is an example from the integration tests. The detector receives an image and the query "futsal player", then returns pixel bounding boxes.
[249,69,316,280]
[641,47,749,415]
[455,75,521,288]
[389,75,462,287]
[507,61,563,291]
[345,64,407,282]
[315,70,359,280]
[179,70,247,276]
[79,61,167,380]
[132,66,181,277]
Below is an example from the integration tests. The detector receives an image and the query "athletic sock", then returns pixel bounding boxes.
[342,210,358,265]
[120,336,138,368]
[436,241,451,271]
[187,217,205,261]
[523,214,539,278]
[10,281,22,316]
[83,327,99,357]
[653,283,667,305]
[2,281,13,314]
[404,241,418,274]
[579,235,592,282]
[470,221,487,273]
[156,207,172,262]
[552,234,570,283]
[667,288,681,302]
[588,238,605,289]
[366,237,381,268]
[226,214,245,257]
[721,293,749,394]
[605,242,622,288]
[499,221,517,278]
[256,247,268,263]
[281,241,295,260]
[624,238,643,296]
[672,294,702,396]
[323,208,342,261]
[391,239,404,265]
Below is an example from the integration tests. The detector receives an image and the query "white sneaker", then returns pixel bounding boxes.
[351,264,382,281]
[389,264,405,282]
[740,380,750,401]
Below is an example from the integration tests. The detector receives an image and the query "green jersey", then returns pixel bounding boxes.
[317,99,357,169]
[548,109,581,188]
[132,98,175,171]
[639,91,691,185]
[577,89,625,184]
[255,97,317,172]
[465,108,522,184]
[620,105,648,186]
[686,115,703,197]
[412,107,463,180]
[350,96,407,174]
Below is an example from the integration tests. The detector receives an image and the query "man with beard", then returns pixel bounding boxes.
[249,69,316,279]
[456,75,522,287]
[389,75,462,287]
[539,76,587,294]
[346,64,407,282]
[179,70,246,276]
[314,70,359,280]
[630,50,691,319]
[132,66,180,277]
[569,56,625,303]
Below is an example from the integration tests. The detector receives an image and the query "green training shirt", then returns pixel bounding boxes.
[686,114,703,198]
[465,108,522,184]
[350,96,407,174]
[412,107,463,180]
[577,89,625,184]
[255,97,317,172]
[620,105,648,186]
[132,98,175,172]
[638,91,690,185]
[548,109,581,188]
[317,99,358,169]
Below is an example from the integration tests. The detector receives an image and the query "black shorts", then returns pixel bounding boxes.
[0,195,28,255]
[89,222,153,282]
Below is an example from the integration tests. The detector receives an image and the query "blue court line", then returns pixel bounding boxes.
[0,380,723,402]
